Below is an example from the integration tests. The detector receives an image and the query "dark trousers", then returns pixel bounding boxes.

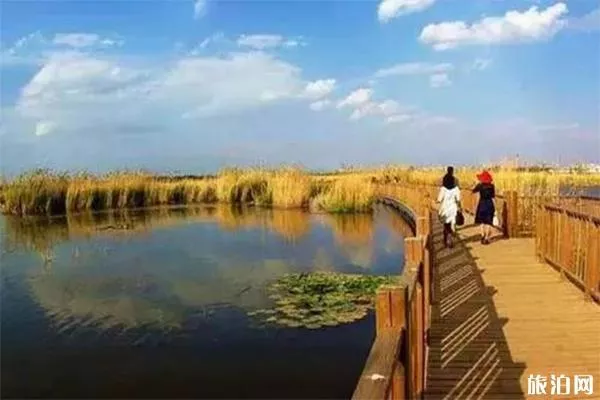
[443,222,453,246]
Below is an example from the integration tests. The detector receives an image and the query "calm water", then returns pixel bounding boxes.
[0,205,410,399]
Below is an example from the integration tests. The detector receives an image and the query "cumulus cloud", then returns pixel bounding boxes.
[1,32,48,67]
[53,33,123,48]
[419,2,568,50]
[193,0,207,19]
[429,73,451,88]
[336,88,411,122]
[34,121,56,136]
[374,62,453,78]
[337,88,373,109]
[11,31,47,50]
[237,34,305,50]
[378,0,435,23]
[12,49,335,136]
[333,85,455,126]
[309,99,331,111]
[349,100,402,120]
[2,32,122,68]
[302,79,336,100]
[385,114,412,124]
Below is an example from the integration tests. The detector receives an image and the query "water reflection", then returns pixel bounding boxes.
[1,205,410,333]
[1,204,411,399]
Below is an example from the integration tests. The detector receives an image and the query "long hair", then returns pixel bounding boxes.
[442,173,456,189]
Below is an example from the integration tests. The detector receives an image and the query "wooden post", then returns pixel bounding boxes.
[390,362,406,400]
[535,205,544,262]
[415,283,424,398]
[585,220,599,301]
[405,237,424,266]
[375,285,407,399]
[506,191,519,238]
[558,210,566,280]
[416,217,428,237]
[423,239,431,332]
[376,285,407,333]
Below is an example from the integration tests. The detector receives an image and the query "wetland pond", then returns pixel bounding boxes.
[0,204,411,399]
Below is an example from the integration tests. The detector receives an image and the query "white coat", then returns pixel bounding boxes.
[437,186,461,227]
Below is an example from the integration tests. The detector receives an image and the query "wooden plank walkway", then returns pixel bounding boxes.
[426,215,600,399]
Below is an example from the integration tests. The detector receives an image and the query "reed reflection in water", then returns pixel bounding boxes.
[0,204,412,399]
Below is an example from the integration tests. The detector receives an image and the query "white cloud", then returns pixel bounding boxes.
[1,32,47,67]
[188,32,228,55]
[337,88,373,109]
[13,49,335,135]
[34,121,56,136]
[374,62,453,78]
[12,31,47,50]
[193,0,207,19]
[419,2,568,50]
[375,100,403,116]
[378,0,435,23]
[385,114,412,124]
[568,7,600,31]
[2,32,122,68]
[302,79,336,100]
[345,98,405,121]
[309,99,331,111]
[429,73,451,88]
[237,34,305,50]
[53,33,123,48]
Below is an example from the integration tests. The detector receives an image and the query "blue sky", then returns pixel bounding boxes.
[1,0,599,175]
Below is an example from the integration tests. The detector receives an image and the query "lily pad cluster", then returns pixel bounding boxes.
[248,272,399,329]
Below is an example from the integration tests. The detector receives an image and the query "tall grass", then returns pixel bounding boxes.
[2,165,598,216]
[313,176,375,212]
[1,167,320,216]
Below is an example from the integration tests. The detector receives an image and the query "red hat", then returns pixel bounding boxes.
[477,170,493,184]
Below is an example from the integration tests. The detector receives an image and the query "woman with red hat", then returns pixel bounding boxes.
[472,170,496,244]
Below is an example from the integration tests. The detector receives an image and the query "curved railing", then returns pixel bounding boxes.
[352,186,434,400]
[352,184,600,400]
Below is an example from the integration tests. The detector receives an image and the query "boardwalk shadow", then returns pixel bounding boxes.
[426,220,526,399]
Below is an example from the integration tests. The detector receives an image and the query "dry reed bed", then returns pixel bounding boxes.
[0,168,374,216]
[1,167,598,217]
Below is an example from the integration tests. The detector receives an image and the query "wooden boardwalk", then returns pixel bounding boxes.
[426,215,600,399]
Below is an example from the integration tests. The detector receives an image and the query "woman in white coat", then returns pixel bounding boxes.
[437,167,461,248]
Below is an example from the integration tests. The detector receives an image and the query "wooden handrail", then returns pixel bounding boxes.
[536,203,600,302]
[354,184,599,400]
[353,185,433,400]
[351,328,405,400]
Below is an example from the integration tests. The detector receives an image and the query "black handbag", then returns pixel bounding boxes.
[456,210,465,226]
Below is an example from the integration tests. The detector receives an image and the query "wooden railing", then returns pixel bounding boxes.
[353,187,433,400]
[377,184,518,237]
[354,184,600,399]
[374,180,600,238]
[536,204,600,302]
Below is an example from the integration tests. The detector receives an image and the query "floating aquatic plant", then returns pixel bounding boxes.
[248,272,400,329]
